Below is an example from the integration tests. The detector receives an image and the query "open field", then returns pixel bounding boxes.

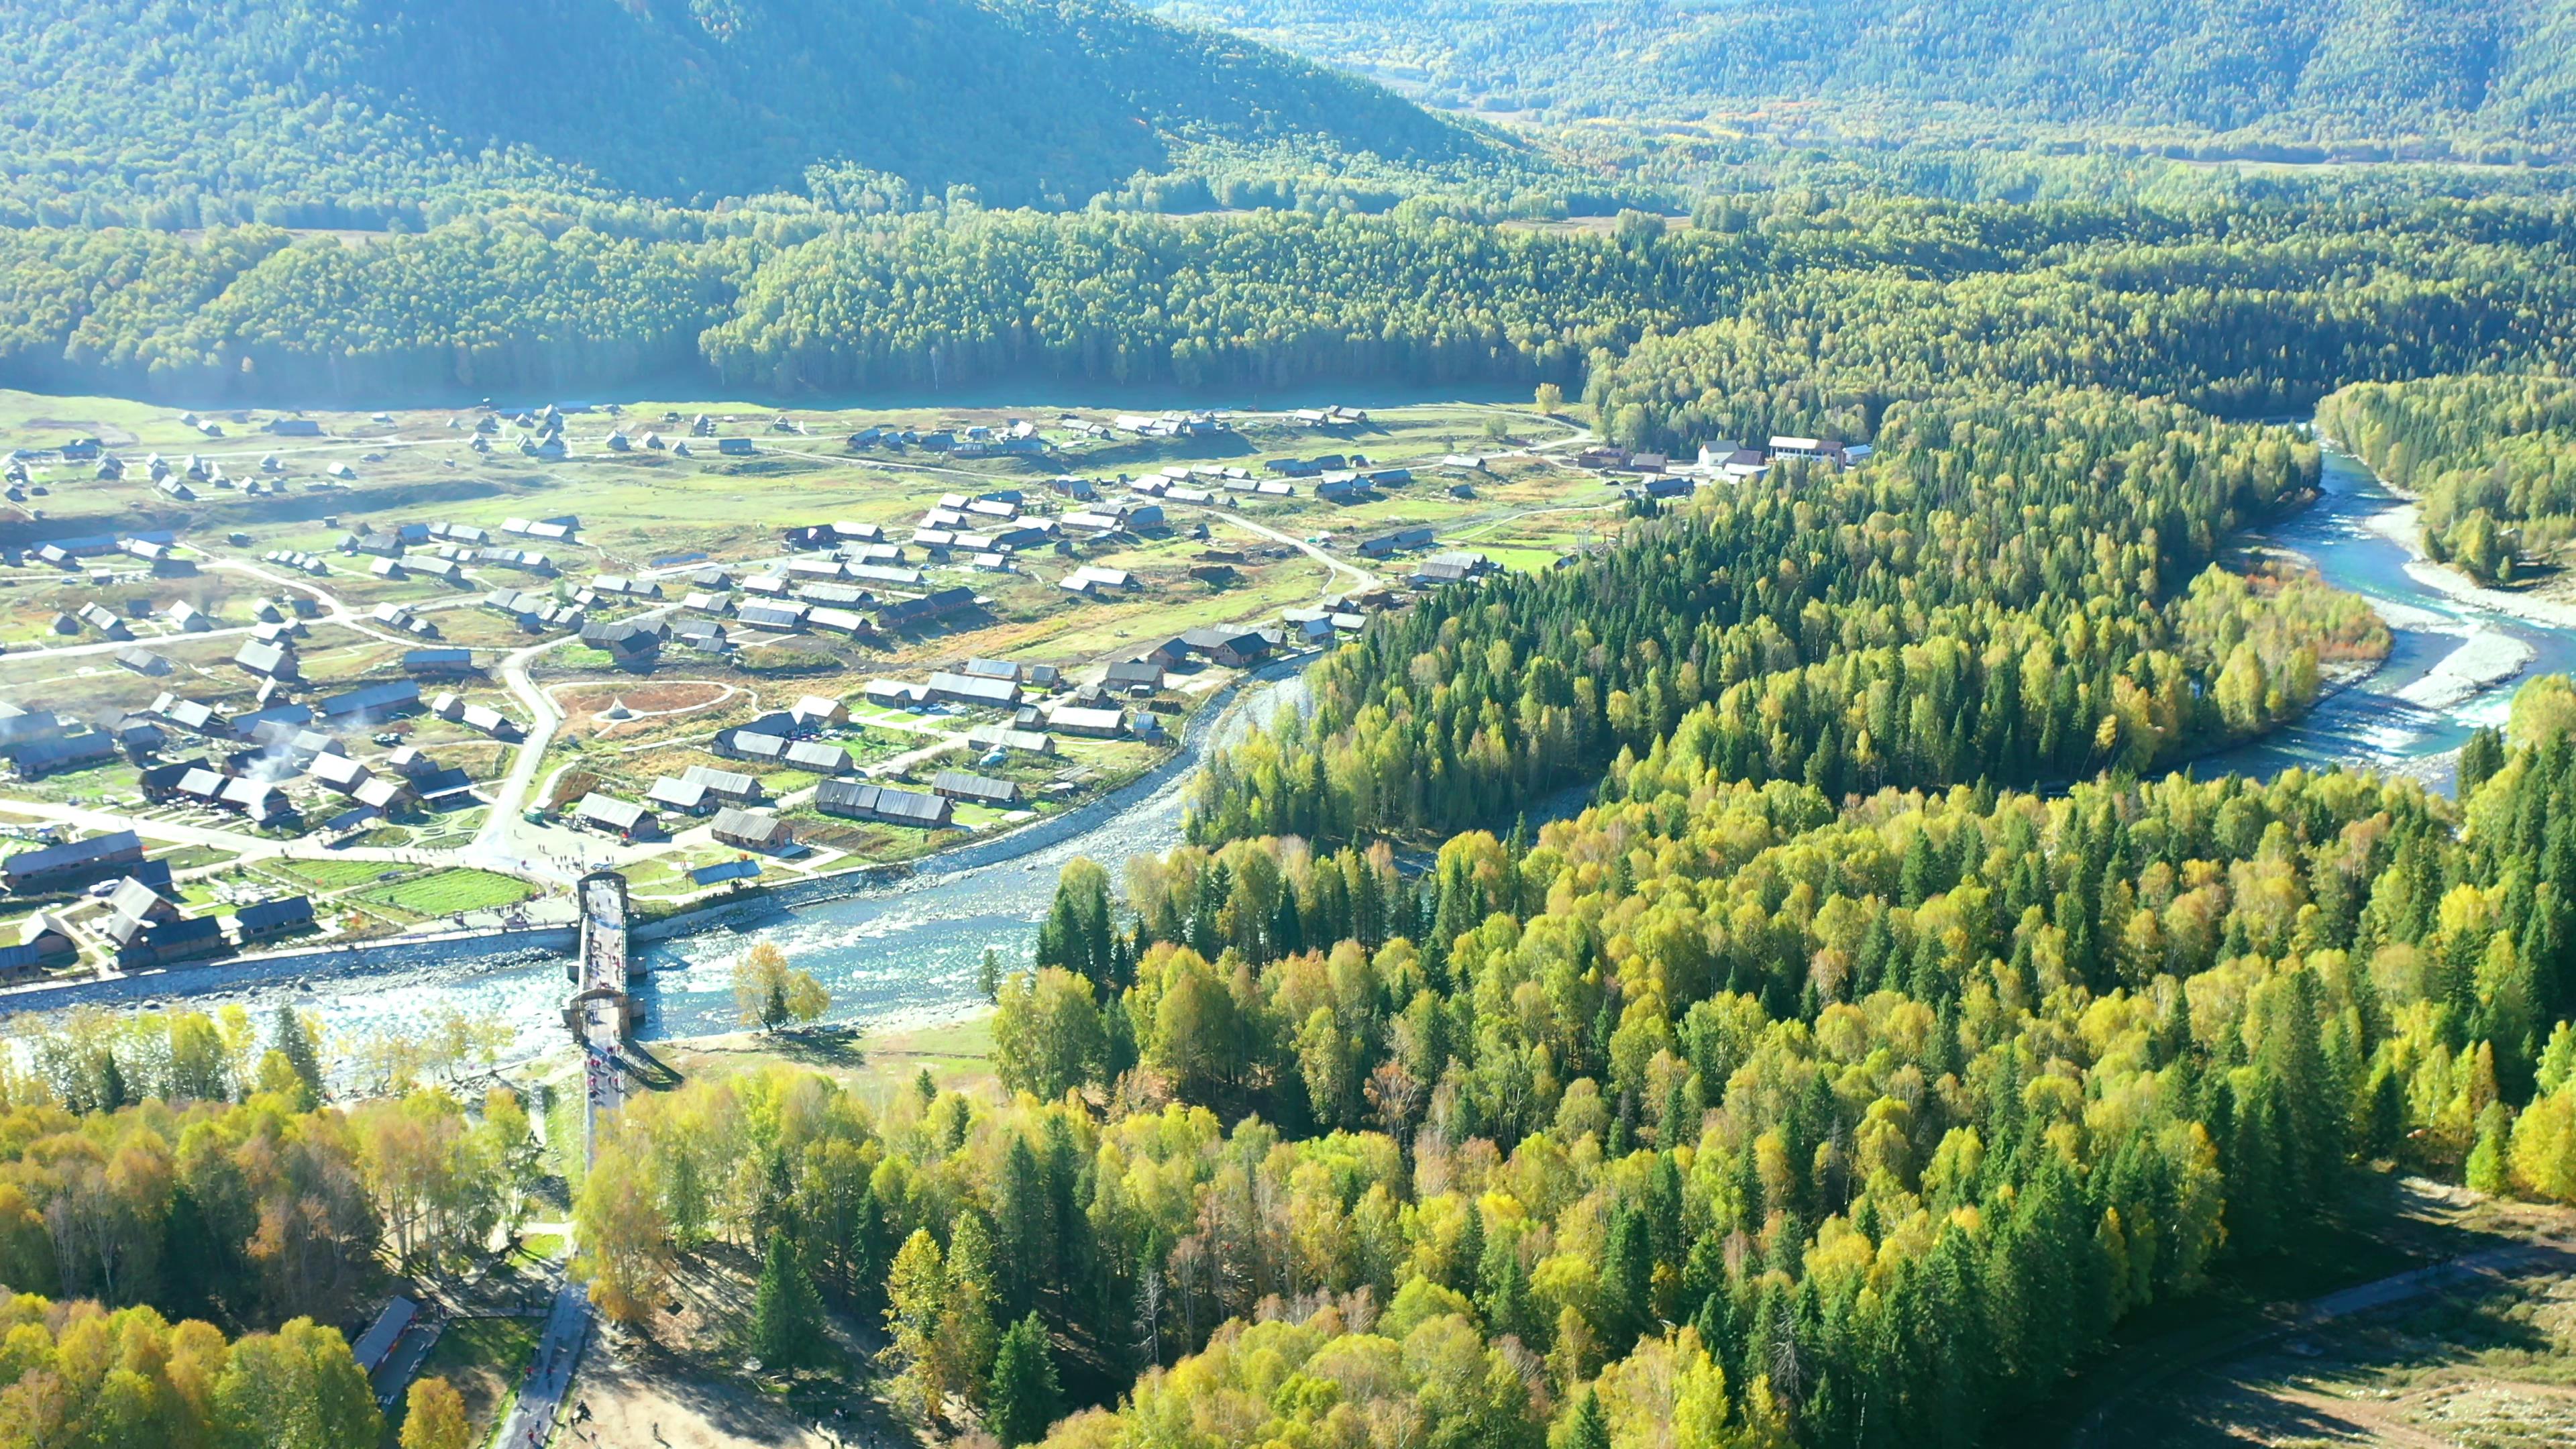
[354,867,535,916]
[646,1015,998,1116]
[2013,1177,2576,1449]
[2095,1268,2576,1449]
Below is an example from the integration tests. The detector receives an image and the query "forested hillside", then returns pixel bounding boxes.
[2320,374,2576,583]
[0,0,1520,227]
[10,7,2576,1445]
[3,193,2572,402]
[1187,392,2377,847]
[1155,0,2576,158]
[556,688,2576,1449]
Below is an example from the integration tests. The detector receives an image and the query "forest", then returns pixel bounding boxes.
[0,0,1541,229]
[2319,374,2576,584]
[1152,0,2576,160]
[7,7,2576,1446]
[0,1003,537,1444]
[1187,388,2373,847]
[13,691,2576,1445]
[546,691,2576,1449]
[0,191,2571,404]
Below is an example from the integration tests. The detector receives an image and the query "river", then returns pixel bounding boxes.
[72,445,2576,1061]
[2190,447,2576,782]
[164,661,1311,1062]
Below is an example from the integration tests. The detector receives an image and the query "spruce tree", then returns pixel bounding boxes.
[2460,727,2506,798]
[987,1313,1062,1448]
[1451,1202,1485,1297]
[751,1232,826,1372]
[1566,1388,1611,1449]
[272,1005,323,1101]
[1599,1203,1653,1350]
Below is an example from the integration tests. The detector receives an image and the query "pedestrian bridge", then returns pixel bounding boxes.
[564,869,635,1039]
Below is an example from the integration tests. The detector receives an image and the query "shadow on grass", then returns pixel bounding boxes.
[2001,1166,2576,1449]
[587,1243,908,1448]
[620,1038,686,1091]
[749,1025,872,1070]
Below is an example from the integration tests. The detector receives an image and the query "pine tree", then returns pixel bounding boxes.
[1566,1387,1612,1449]
[1451,1201,1485,1297]
[883,1229,951,1422]
[1660,1075,1693,1149]
[751,1232,826,1372]
[945,1214,1000,1405]
[1599,1203,1653,1351]
[753,1143,798,1244]
[996,1136,1051,1318]
[2461,727,2506,798]
[987,1313,1063,1448]
[97,1053,127,1112]
[1479,1231,1539,1347]
[271,1005,323,1102]
[2467,1102,2512,1194]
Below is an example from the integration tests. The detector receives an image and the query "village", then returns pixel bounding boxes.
[0,389,1862,987]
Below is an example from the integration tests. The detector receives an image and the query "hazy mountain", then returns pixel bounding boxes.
[0,0,1520,226]
[1155,0,2576,155]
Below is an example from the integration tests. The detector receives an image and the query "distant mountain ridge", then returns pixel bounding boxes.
[1155,0,2576,156]
[0,0,1518,226]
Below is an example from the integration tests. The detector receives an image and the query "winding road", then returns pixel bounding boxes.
[455,632,584,883]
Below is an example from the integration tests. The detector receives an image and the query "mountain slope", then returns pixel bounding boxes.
[1155,0,2576,154]
[0,0,1515,226]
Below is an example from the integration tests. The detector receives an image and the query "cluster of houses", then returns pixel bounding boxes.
[564,508,1079,651]
[371,602,443,639]
[572,694,855,847]
[0,826,315,974]
[0,661,515,833]
[458,406,584,460]
[1289,407,1369,427]
[845,419,1051,460]
[11,427,354,506]
[485,588,588,634]
[1127,466,1295,504]
[262,548,330,576]
[95,867,317,968]
[1110,412,1226,440]
[776,494,1182,611]
[331,516,565,584]
[690,580,979,645]
[8,528,191,578]
[563,656,1171,859]
[573,692,853,844]
[1578,436,1876,493]
[863,657,1063,713]
[123,682,493,830]
[1315,468,1417,504]
[0,702,131,780]
[338,523,461,584]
